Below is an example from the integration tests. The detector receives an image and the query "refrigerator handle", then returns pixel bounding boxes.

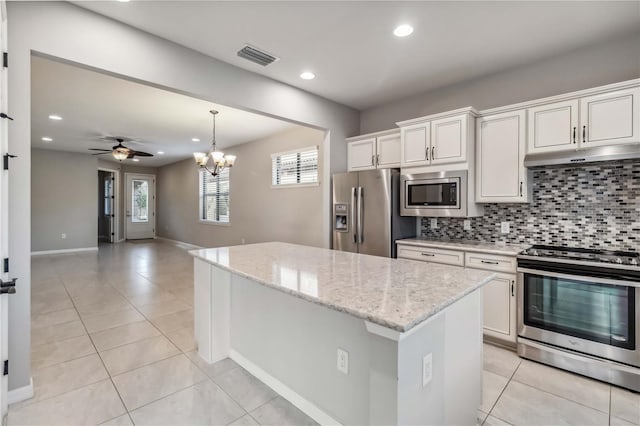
[357,186,364,244]
[351,187,357,244]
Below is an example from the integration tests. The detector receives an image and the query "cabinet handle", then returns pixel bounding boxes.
[431,146,435,160]
[376,154,380,166]
[371,155,375,166]
[519,181,523,197]
[425,147,429,161]
[572,127,576,144]
[511,280,515,297]
[582,125,586,143]
[481,260,499,265]
[421,252,435,257]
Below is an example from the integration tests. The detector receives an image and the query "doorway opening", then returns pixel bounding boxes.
[98,167,119,243]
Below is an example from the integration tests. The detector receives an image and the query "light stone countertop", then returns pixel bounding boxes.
[190,242,495,333]
[396,238,529,257]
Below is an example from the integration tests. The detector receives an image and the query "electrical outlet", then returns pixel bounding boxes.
[430,218,438,229]
[337,348,349,375]
[500,222,510,234]
[61,233,67,239]
[463,220,471,231]
[422,353,433,387]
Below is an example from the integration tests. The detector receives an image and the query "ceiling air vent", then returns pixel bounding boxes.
[237,44,279,67]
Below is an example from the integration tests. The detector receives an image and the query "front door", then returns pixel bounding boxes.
[0,0,12,416]
[125,173,155,240]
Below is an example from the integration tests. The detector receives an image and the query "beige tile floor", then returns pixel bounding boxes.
[7,240,640,425]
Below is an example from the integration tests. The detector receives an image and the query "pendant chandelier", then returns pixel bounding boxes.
[193,110,236,176]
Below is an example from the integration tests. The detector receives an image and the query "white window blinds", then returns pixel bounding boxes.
[271,146,319,187]
[199,168,230,223]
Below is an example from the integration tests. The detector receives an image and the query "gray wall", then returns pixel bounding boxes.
[360,31,640,133]
[31,149,98,252]
[157,126,326,248]
[9,1,357,390]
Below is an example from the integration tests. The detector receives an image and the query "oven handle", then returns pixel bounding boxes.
[517,267,640,288]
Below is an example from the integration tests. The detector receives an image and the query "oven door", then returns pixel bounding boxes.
[517,268,639,367]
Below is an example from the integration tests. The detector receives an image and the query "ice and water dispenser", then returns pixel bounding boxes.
[334,203,348,232]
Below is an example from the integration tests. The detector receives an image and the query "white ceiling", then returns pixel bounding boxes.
[73,1,640,110]
[31,55,296,167]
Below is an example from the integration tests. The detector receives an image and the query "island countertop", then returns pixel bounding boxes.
[190,242,495,332]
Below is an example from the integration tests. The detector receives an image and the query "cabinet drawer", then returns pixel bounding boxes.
[465,252,516,273]
[397,246,464,266]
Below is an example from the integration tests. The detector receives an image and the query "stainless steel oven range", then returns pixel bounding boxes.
[517,245,640,391]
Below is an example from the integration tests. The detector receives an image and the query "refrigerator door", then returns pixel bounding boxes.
[332,172,359,254]
[358,169,393,257]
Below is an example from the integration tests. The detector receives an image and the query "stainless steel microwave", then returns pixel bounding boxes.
[401,170,479,217]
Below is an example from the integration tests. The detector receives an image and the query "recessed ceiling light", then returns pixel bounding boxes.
[300,71,315,80]
[48,114,63,121]
[132,158,140,162]
[192,138,200,142]
[157,151,165,155]
[41,137,52,142]
[393,24,414,37]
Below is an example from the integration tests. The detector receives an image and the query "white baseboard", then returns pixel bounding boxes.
[155,236,203,250]
[7,378,33,405]
[229,349,342,426]
[31,247,99,256]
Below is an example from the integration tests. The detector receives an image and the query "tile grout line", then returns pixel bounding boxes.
[483,358,521,425]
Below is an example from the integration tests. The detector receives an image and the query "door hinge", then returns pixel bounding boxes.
[3,258,8,273]
[3,153,17,170]
[3,52,7,68]
[3,360,8,376]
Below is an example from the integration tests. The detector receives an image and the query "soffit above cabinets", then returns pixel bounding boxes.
[73,1,640,110]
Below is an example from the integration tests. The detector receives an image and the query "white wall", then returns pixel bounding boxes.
[7,1,358,390]
[360,31,640,133]
[31,149,99,252]
[157,126,326,248]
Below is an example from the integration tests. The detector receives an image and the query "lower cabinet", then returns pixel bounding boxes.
[478,272,517,343]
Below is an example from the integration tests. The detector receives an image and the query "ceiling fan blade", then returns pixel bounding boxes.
[88,148,112,152]
[91,152,111,156]
[132,151,154,157]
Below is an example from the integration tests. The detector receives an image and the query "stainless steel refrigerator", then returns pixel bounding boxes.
[332,169,415,258]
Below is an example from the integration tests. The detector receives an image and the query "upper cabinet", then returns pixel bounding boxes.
[580,87,640,148]
[398,108,476,168]
[527,86,640,154]
[476,110,529,203]
[347,130,400,171]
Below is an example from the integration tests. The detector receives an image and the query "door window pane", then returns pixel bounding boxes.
[132,179,149,223]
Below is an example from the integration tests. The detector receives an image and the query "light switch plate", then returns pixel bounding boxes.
[337,348,349,375]
[500,222,510,234]
[430,218,438,229]
[463,220,471,231]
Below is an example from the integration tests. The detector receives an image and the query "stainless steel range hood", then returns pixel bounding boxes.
[523,144,640,167]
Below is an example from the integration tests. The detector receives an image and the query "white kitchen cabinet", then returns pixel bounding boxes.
[527,99,579,154]
[580,87,640,148]
[400,123,430,167]
[398,108,476,168]
[430,114,468,164]
[347,130,401,171]
[376,133,401,168]
[476,110,529,203]
[347,138,376,171]
[482,273,516,341]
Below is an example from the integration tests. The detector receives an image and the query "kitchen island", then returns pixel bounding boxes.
[190,242,495,425]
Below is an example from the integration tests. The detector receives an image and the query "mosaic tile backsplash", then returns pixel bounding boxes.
[420,161,640,252]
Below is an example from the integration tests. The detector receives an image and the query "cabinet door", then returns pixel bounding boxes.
[401,123,430,167]
[430,114,467,164]
[580,87,640,148]
[347,138,376,171]
[376,133,401,168]
[476,110,528,203]
[482,273,516,342]
[527,99,579,154]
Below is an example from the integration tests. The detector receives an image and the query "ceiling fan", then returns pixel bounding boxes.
[89,137,154,161]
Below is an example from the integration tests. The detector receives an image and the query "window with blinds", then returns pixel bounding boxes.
[199,168,230,223]
[271,146,319,187]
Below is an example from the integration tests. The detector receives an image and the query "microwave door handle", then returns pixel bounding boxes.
[357,187,364,244]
